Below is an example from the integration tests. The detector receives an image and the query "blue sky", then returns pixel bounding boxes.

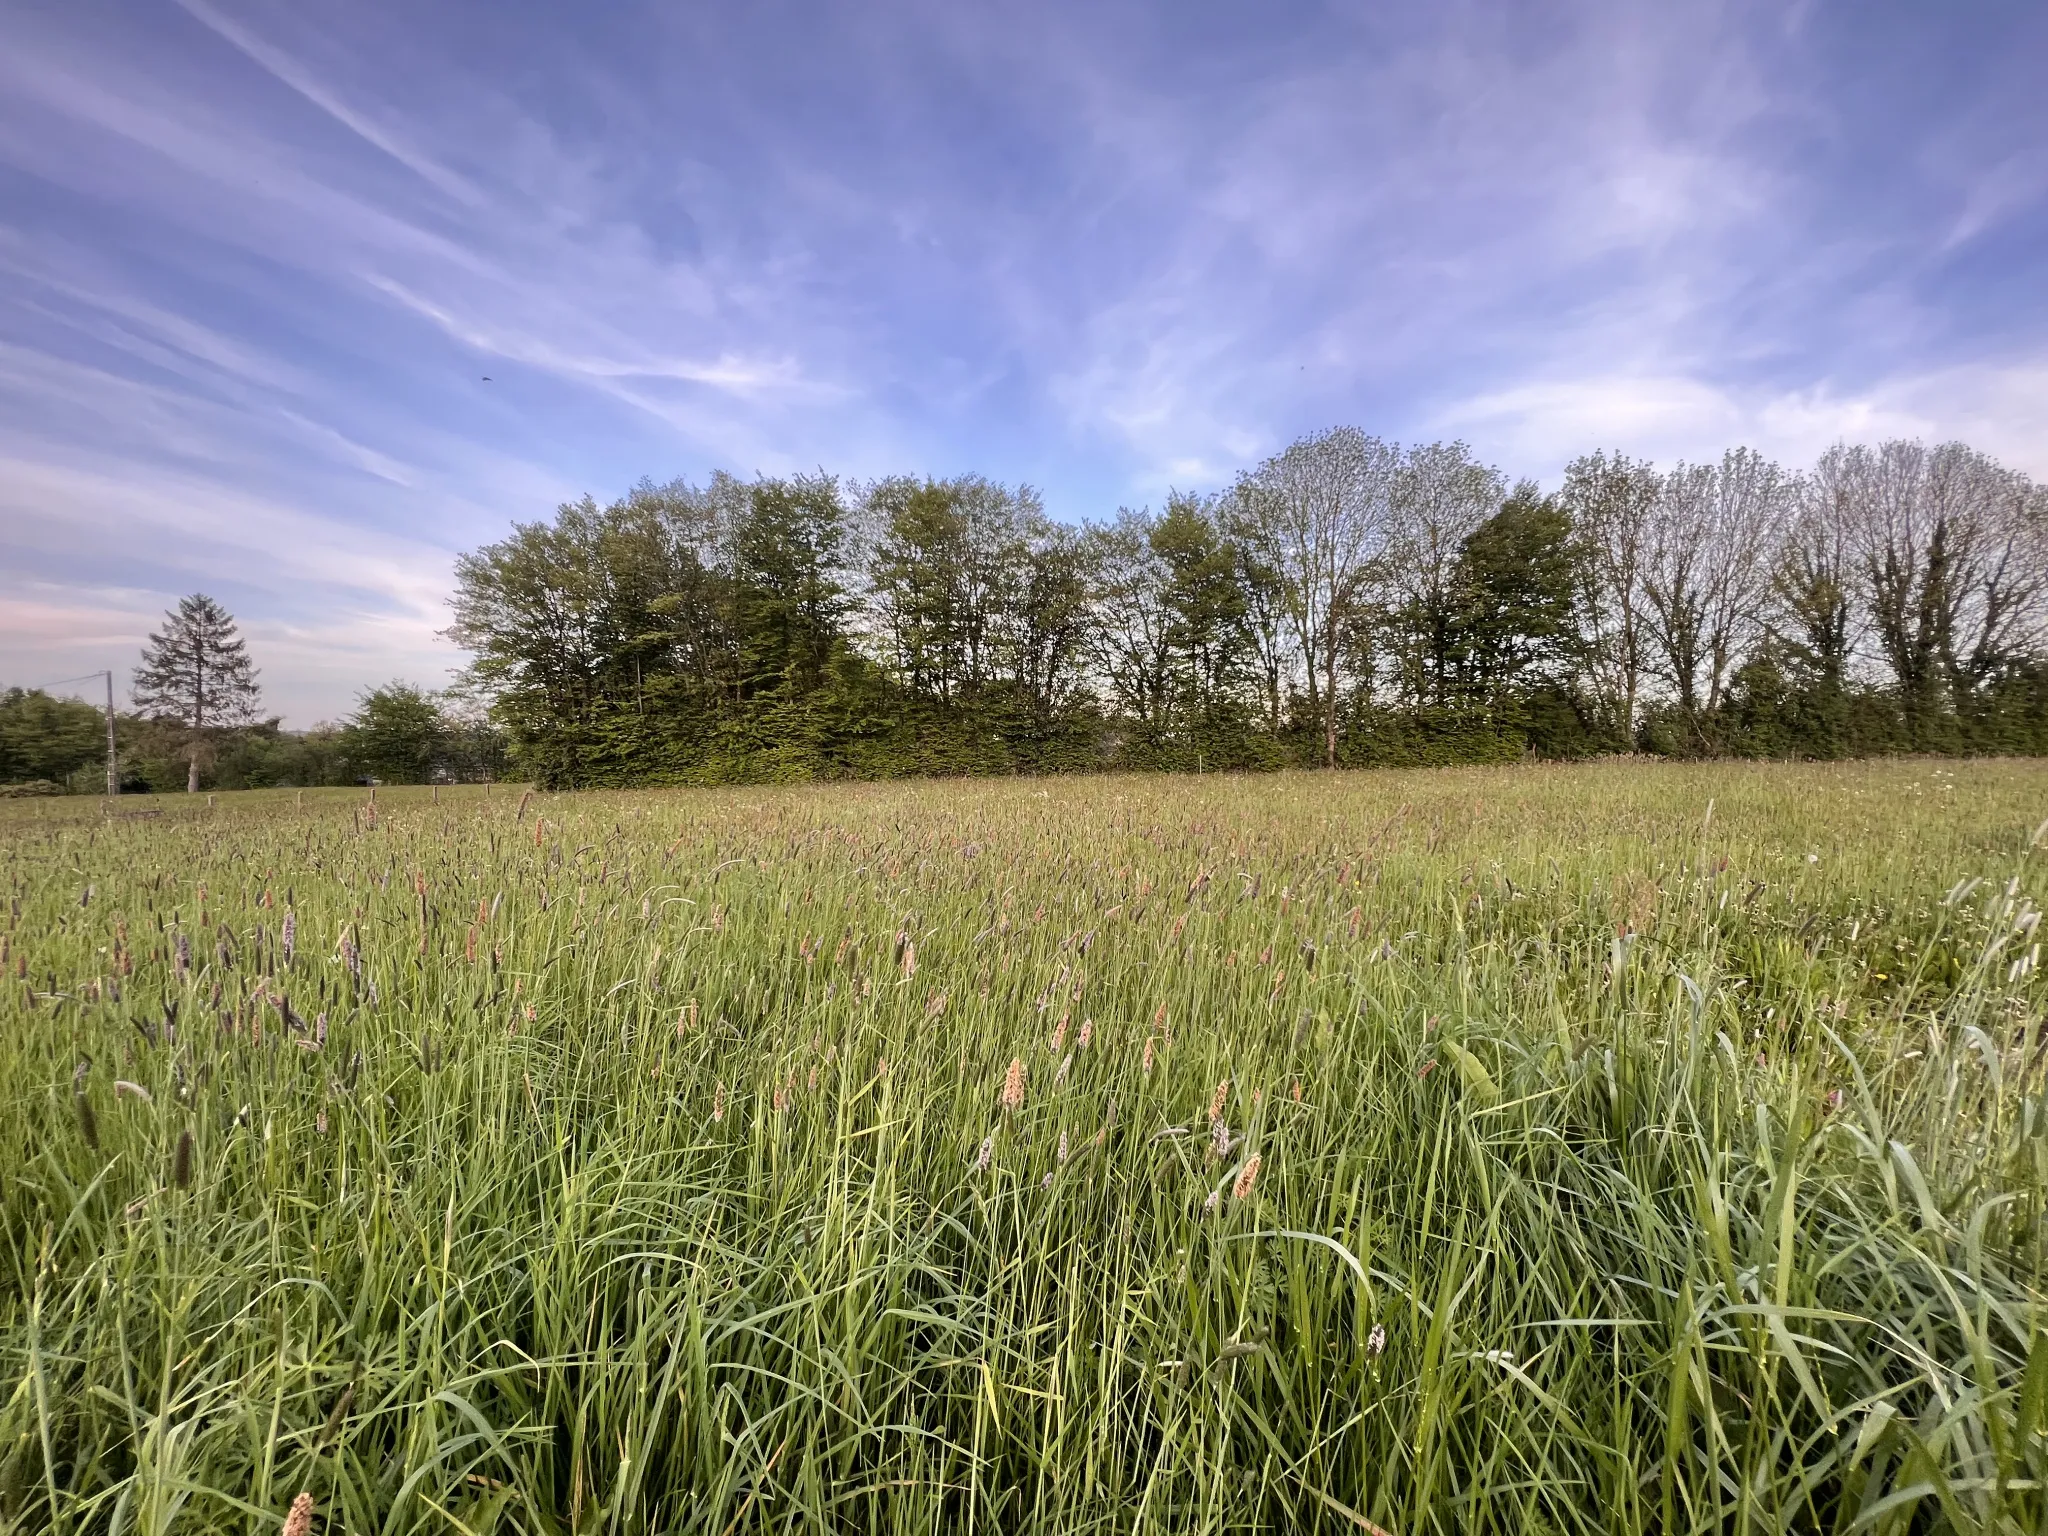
[3,0,2045,724]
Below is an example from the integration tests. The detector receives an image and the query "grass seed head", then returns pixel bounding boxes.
[1233,1154,1261,1201]
[282,1491,315,1536]
[1002,1056,1026,1111]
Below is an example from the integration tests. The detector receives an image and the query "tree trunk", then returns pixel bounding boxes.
[187,752,200,794]
[1323,647,1339,769]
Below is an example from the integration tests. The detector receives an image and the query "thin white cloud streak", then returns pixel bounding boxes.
[1437,362,2048,481]
[2,0,2045,724]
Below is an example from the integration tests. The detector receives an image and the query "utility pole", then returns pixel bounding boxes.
[104,670,118,798]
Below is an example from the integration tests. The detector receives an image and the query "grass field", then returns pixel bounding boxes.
[3,760,2046,1535]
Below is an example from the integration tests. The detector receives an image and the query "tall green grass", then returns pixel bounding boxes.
[2,760,2045,1534]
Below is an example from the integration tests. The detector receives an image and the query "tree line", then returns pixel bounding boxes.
[447,431,2048,787]
[1,595,503,794]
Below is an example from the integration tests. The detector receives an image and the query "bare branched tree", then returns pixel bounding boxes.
[1560,451,1659,740]
[1236,427,1401,766]
[1830,440,2048,742]
[1642,449,1788,739]
[1084,510,1176,727]
[1771,459,1858,710]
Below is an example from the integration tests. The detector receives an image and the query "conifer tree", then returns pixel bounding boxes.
[132,593,261,791]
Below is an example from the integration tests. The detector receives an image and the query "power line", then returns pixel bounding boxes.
[28,672,116,692]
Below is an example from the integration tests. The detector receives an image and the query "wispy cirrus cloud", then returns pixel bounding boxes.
[1,0,2044,721]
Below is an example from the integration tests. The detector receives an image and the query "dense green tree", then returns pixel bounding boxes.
[0,688,106,787]
[1452,484,1581,702]
[1152,492,1248,718]
[734,475,850,698]
[344,682,448,783]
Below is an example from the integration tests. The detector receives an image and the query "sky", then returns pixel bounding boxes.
[2,0,2045,725]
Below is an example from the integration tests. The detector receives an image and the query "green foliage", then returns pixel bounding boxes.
[334,683,505,786]
[0,688,105,787]
[343,682,446,782]
[446,447,2046,787]
[3,762,2046,1533]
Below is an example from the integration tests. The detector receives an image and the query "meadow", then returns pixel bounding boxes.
[2,760,2045,1535]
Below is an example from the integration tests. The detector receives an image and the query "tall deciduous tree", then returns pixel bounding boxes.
[1237,427,1400,766]
[1642,449,1787,742]
[1832,440,2048,745]
[1085,509,1176,729]
[1561,452,1658,742]
[1387,441,1506,708]
[344,682,448,784]
[131,593,261,791]
[1451,483,1581,704]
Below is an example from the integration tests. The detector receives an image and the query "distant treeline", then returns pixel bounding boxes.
[0,683,505,795]
[446,432,2048,787]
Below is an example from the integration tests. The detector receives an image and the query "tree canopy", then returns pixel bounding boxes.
[441,435,2047,787]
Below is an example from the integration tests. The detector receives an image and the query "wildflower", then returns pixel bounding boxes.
[282,1492,315,1536]
[1002,1057,1026,1111]
[1233,1155,1261,1201]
